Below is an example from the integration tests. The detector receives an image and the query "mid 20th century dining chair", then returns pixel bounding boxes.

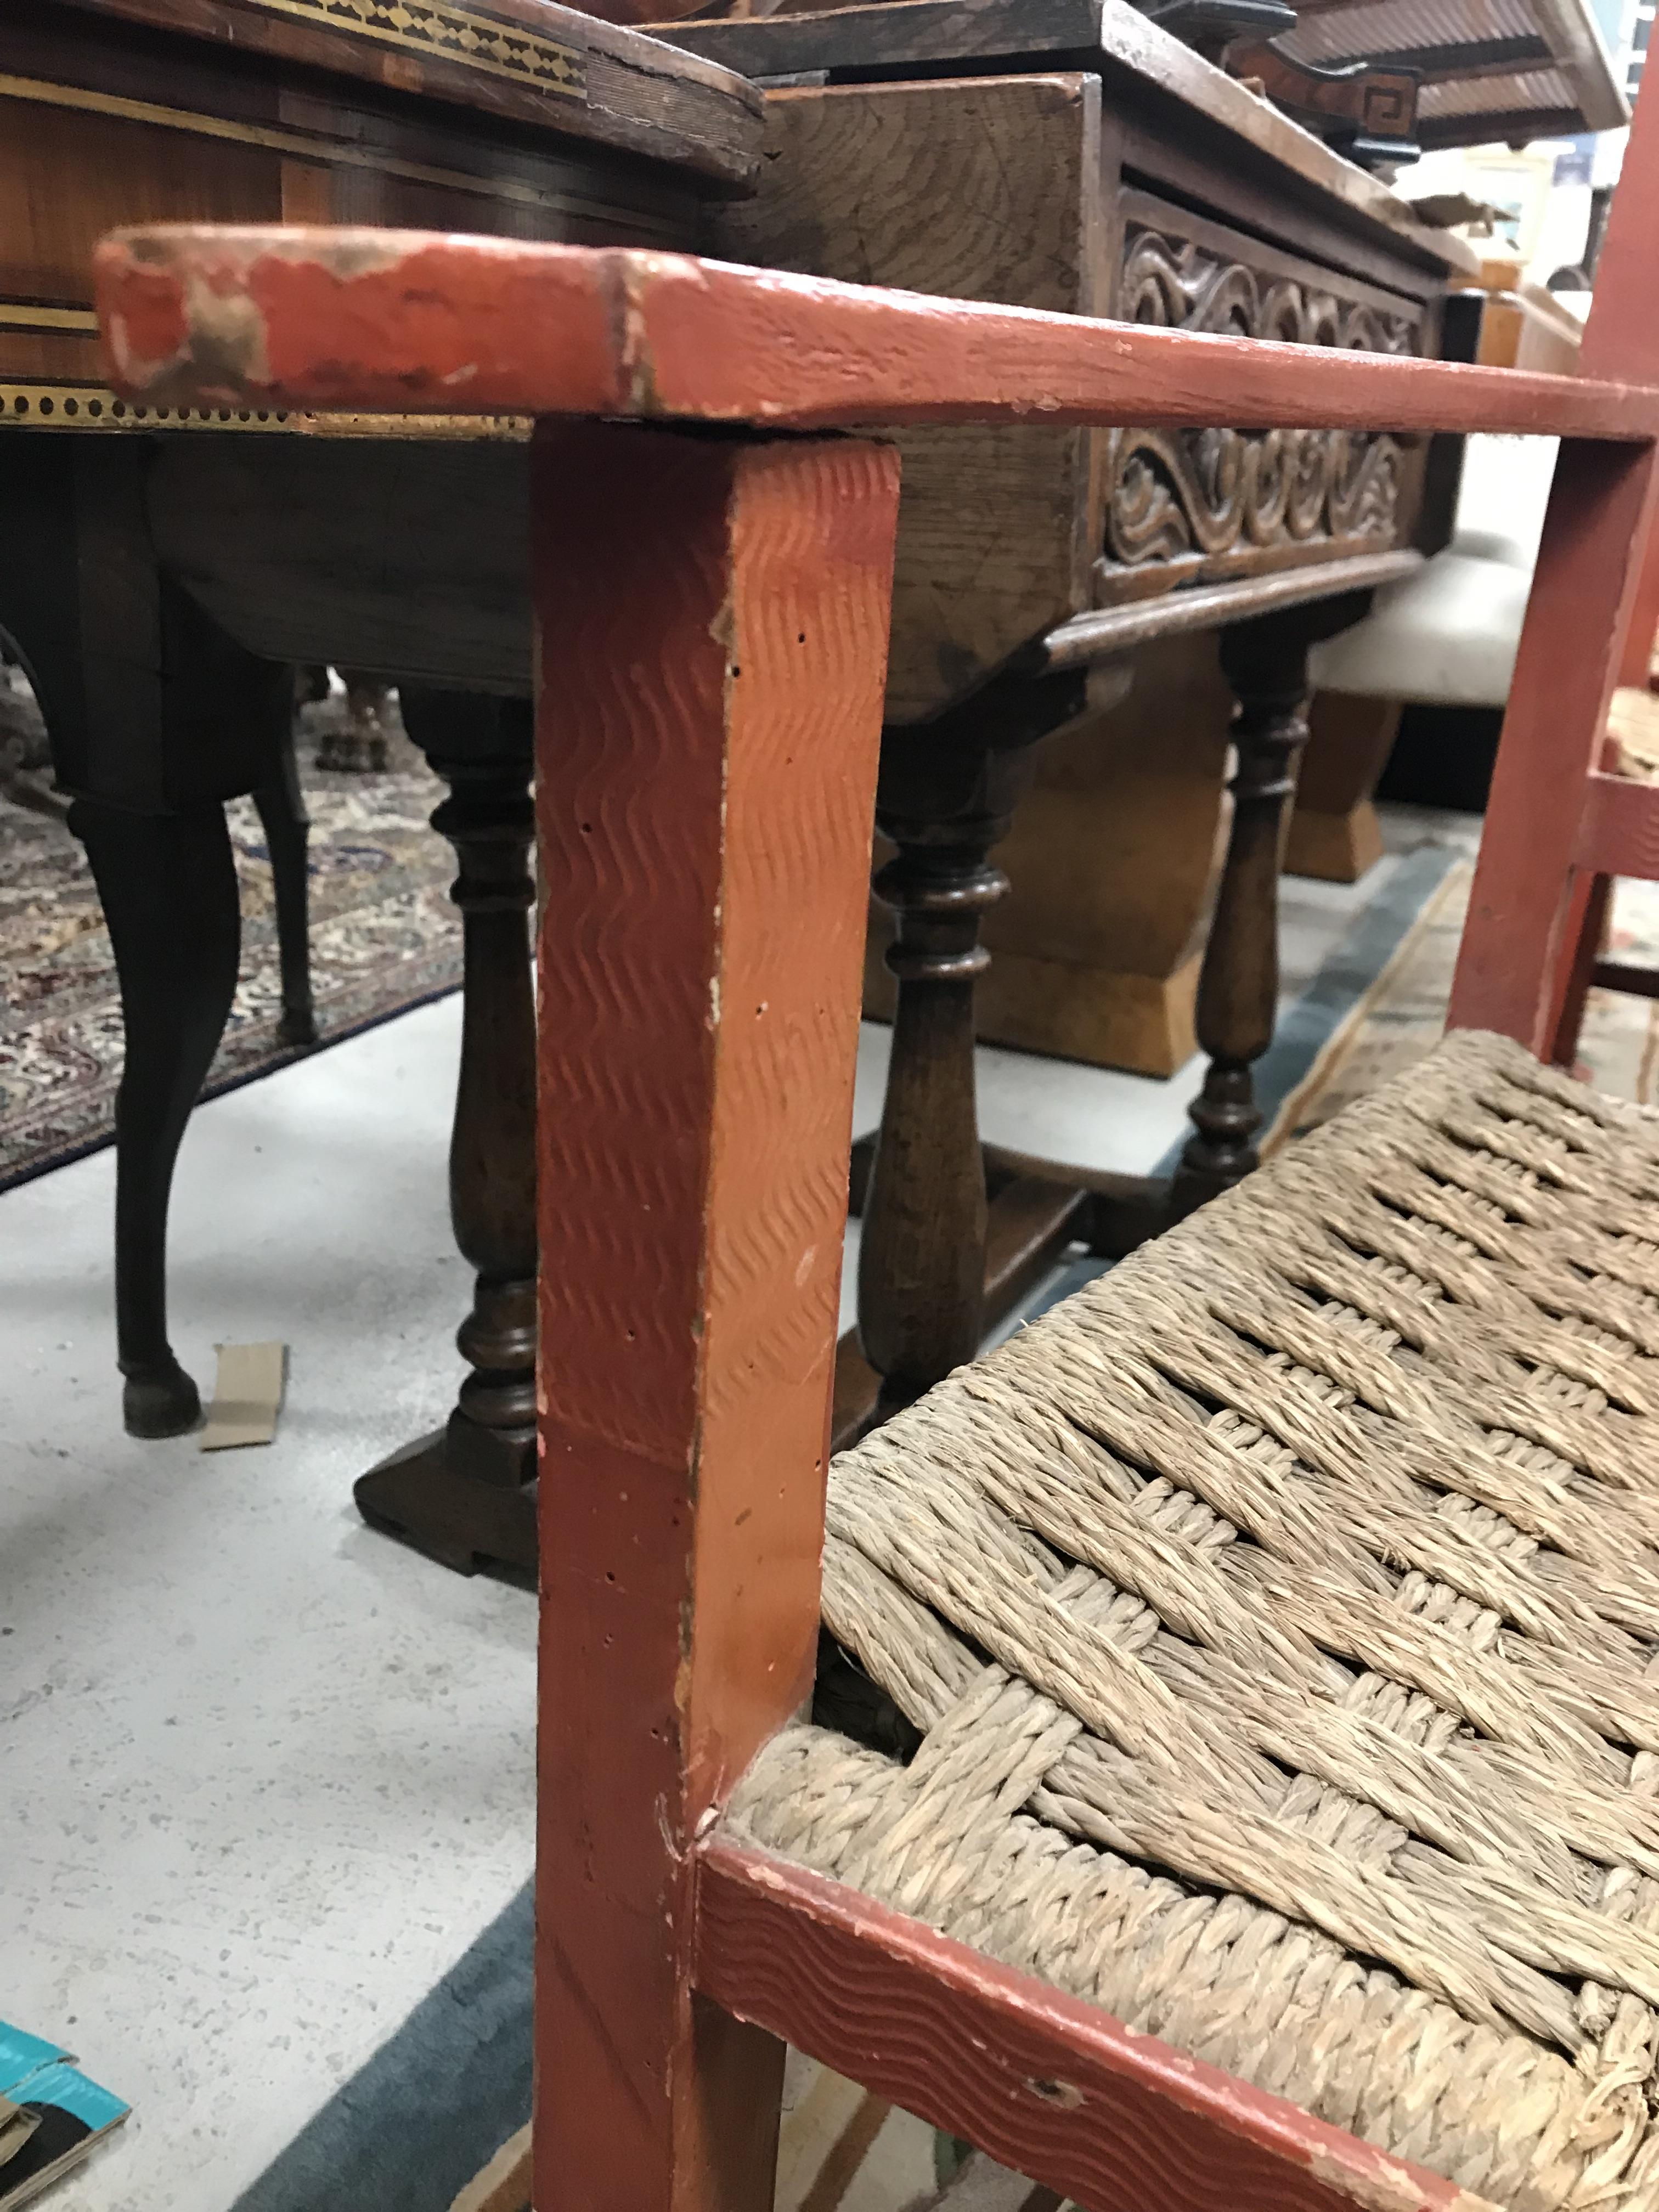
[92,68,1659,2207]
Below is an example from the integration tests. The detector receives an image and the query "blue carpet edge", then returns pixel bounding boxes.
[228,1881,533,2212]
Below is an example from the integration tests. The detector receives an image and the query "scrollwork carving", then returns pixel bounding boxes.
[1103,228,1421,585]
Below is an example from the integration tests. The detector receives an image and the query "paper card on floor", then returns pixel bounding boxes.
[200,1342,288,1451]
[0,2098,39,2173]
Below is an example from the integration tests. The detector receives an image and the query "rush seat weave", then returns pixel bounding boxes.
[726,1031,1659,2212]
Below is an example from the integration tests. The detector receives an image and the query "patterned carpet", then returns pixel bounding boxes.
[0,726,461,1193]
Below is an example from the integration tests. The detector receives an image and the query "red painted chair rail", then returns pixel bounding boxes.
[94,229,1659,441]
[693,1838,1493,2212]
[1575,770,1659,878]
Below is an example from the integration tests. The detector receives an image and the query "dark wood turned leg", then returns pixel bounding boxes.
[252,707,318,1048]
[859,820,1002,1408]
[354,689,537,1575]
[435,754,538,1486]
[1171,595,1371,1217]
[854,673,1087,1424]
[70,798,241,1438]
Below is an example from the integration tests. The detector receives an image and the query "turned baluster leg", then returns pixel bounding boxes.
[857,675,1086,1418]
[431,744,538,1488]
[859,798,1004,1412]
[1171,596,1367,1216]
[353,689,538,1572]
[252,710,318,1048]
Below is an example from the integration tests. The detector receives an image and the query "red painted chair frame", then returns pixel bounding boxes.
[1543,481,1659,1066]
[1446,107,1659,1057]
[94,107,1659,2211]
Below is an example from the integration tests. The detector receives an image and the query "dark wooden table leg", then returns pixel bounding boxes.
[252,709,318,1048]
[849,670,1088,1439]
[353,689,539,1575]
[5,437,296,1438]
[71,798,241,1437]
[1170,592,1373,1218]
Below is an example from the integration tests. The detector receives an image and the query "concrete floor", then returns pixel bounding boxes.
[0,810,1467,2210]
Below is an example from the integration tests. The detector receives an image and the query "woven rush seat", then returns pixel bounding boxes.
[724,1029,1659,2212]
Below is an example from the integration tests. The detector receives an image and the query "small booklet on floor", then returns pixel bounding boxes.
[0,2023,129,2209]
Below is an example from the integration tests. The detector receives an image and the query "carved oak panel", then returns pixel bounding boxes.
[1097,194,1430,603]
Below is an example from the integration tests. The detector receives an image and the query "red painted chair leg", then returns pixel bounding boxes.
[1620,501,1659,689]
[1448,440,1659,1049]
[528,419,901,2212]
[1548,870,1611,1069]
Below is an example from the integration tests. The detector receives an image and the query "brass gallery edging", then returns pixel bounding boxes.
[0,383,532,437]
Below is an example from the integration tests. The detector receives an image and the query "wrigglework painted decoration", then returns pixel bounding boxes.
[1099,227,1424,601]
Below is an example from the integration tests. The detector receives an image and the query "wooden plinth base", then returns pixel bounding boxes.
[867,937,1203,1079]
[1282,798,1384,883]
[354,1424,536,1578]
[977,945,1201,1079]
[1284,691,1400,883]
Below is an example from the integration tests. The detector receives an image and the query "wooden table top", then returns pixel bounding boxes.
[41,0,764,188]
[1,0,762,433]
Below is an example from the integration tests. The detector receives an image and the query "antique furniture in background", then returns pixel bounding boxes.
[1269,0,1626,151]
[95,159,1659,2207]
[1287,270,1587,884]
[0,0,760,1443]
[1299,272,1587,882]
[654,1,1478,1391]
[37,0,1484,1579]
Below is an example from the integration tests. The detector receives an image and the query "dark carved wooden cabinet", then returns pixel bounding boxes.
[689,38,1460,719]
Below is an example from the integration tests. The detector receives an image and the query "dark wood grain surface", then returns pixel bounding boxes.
[41,0,762,184]
[648,0,1477,273]
[707,73,1101,717]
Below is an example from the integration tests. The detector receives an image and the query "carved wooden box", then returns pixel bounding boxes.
[699,37,1460,724]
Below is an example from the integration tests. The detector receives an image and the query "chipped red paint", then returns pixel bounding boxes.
[245,242,625,414]
[98,234,629,416]
[694,1839,1494,2212]
[94,227,1659,440]
[100,260,190,388]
